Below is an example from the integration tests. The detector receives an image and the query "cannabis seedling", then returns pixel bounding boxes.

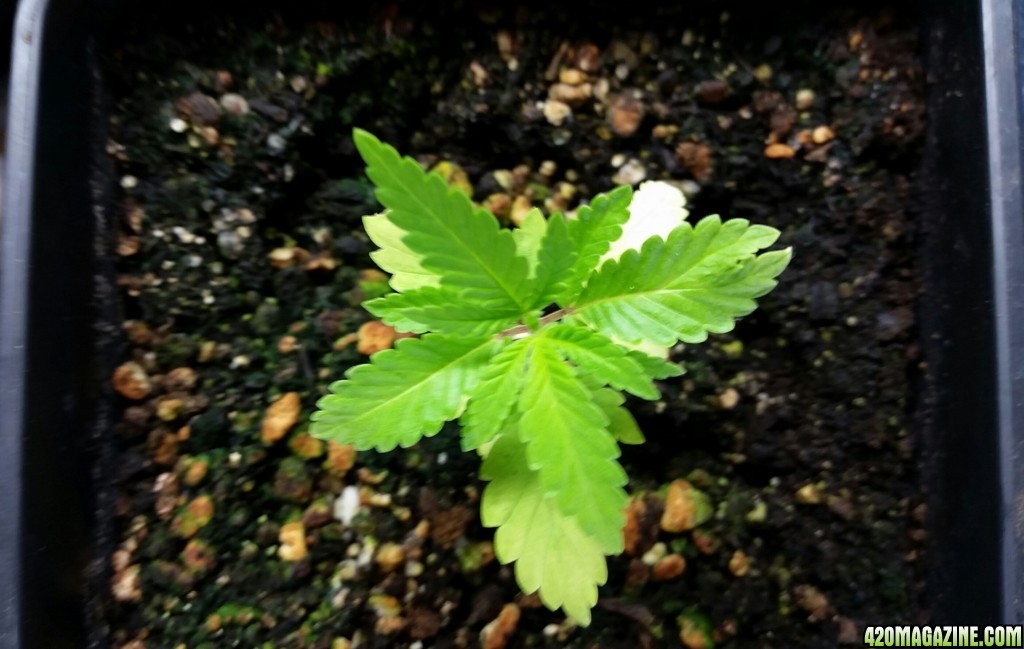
[311,129,791,624]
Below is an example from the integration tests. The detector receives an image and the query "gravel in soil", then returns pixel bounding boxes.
[99,3,927,648]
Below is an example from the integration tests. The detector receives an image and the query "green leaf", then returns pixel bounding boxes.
[363,212,441,292]
[460,338,532,451]
[354,129,532,309]
[625,347,686,380]
[511,209,578,309]
[572,216,791,346]
[542,323,661,400]
[365,286,520,337]
[511,207,547,276]
[517,336,628,553]
[592,387,645,445]
[530,212,577,308]
[481,429,608,626]
[560,186,633,304]
[311,334,498,451]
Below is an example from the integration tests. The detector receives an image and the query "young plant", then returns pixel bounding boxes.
[311,129,791,625]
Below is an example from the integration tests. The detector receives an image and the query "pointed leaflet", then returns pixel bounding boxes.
[542,323,663,400]
[460,338,532,451]
[578,374,645,445]
[559,185,633,305]
[592,387,645,445]
[625,347,686,380]
[354,129,532,309]
[571,216,791,346]
[517,336,628,553]
[511,208,546,276]
[311,334,498,452]
[510,209,577,309]
[365,286,520,337]
[363,212,441,292]
[481,429,608,626]
[530,212,577,308]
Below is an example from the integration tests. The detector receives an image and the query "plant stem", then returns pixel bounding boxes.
[500,307,575,338]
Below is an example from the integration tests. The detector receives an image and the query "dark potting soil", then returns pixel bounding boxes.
[97,3,928,648]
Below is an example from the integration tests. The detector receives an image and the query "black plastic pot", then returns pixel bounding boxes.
[0,1,1022,647]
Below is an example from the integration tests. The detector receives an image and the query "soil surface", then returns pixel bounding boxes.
[99,3,928,648]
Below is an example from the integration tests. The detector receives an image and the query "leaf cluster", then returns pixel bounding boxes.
[311,130,790,624]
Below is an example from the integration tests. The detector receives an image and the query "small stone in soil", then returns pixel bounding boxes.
[728,549,750,577]
[718,388,740,409]
[113,362,152,400]
[764,143,796,159]
[278,521,308,561]
[325,441,357,475]
[111,564,142,602]
[357,321,399,355]
[542,99,572,126]
[796,88,816,110]
[333,485,361,525]
[375,542,405,573]
[608,94,645,137]
[796,483,824,504]
[675,141,714,182]
[575,43,602,72]
[813,125,836,144]
[678,611,714,649]
[661,479,713,533]
[794,584,831,622]
[612,158,646,185]
[171,494,214,538]
[652,554,686,580]
[175,91,221,126]
[695,79,729,104]
[481,604,521,649]
[260,392,301,444]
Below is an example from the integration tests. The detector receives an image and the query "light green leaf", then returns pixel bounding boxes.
[511,208,547,277]
[572,216,791,346]
[511,209,578,309]
[559,185,633,304]
[592,387,645,445]
[517,336,628,553]
[311,334,498,451]
[460,338,532,451]
[363,212,441,292]
[481,429,608,626]
[530,212,577,308]
[625,347,686,380]
[354,129,532,309]
[542,323,661,400]
[365,286,520,337]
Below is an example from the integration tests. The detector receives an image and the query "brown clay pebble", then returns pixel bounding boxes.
[660,479,712,533]
[261,392,301,444]
[764,143,796,159]
[794,584,831,622]
[575,43,602,72]
[375,543,405,573]
[112,362,152,400]
[675,141,714,182]
[175,91,222,126]
[481,604,520,649]
[357,321,398,355]
[813,125,836,144]
[728,549,750,577]
[696,79,729,104]
[609,94,645,137]
[278,521,308,561]
[652,554,687,580]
